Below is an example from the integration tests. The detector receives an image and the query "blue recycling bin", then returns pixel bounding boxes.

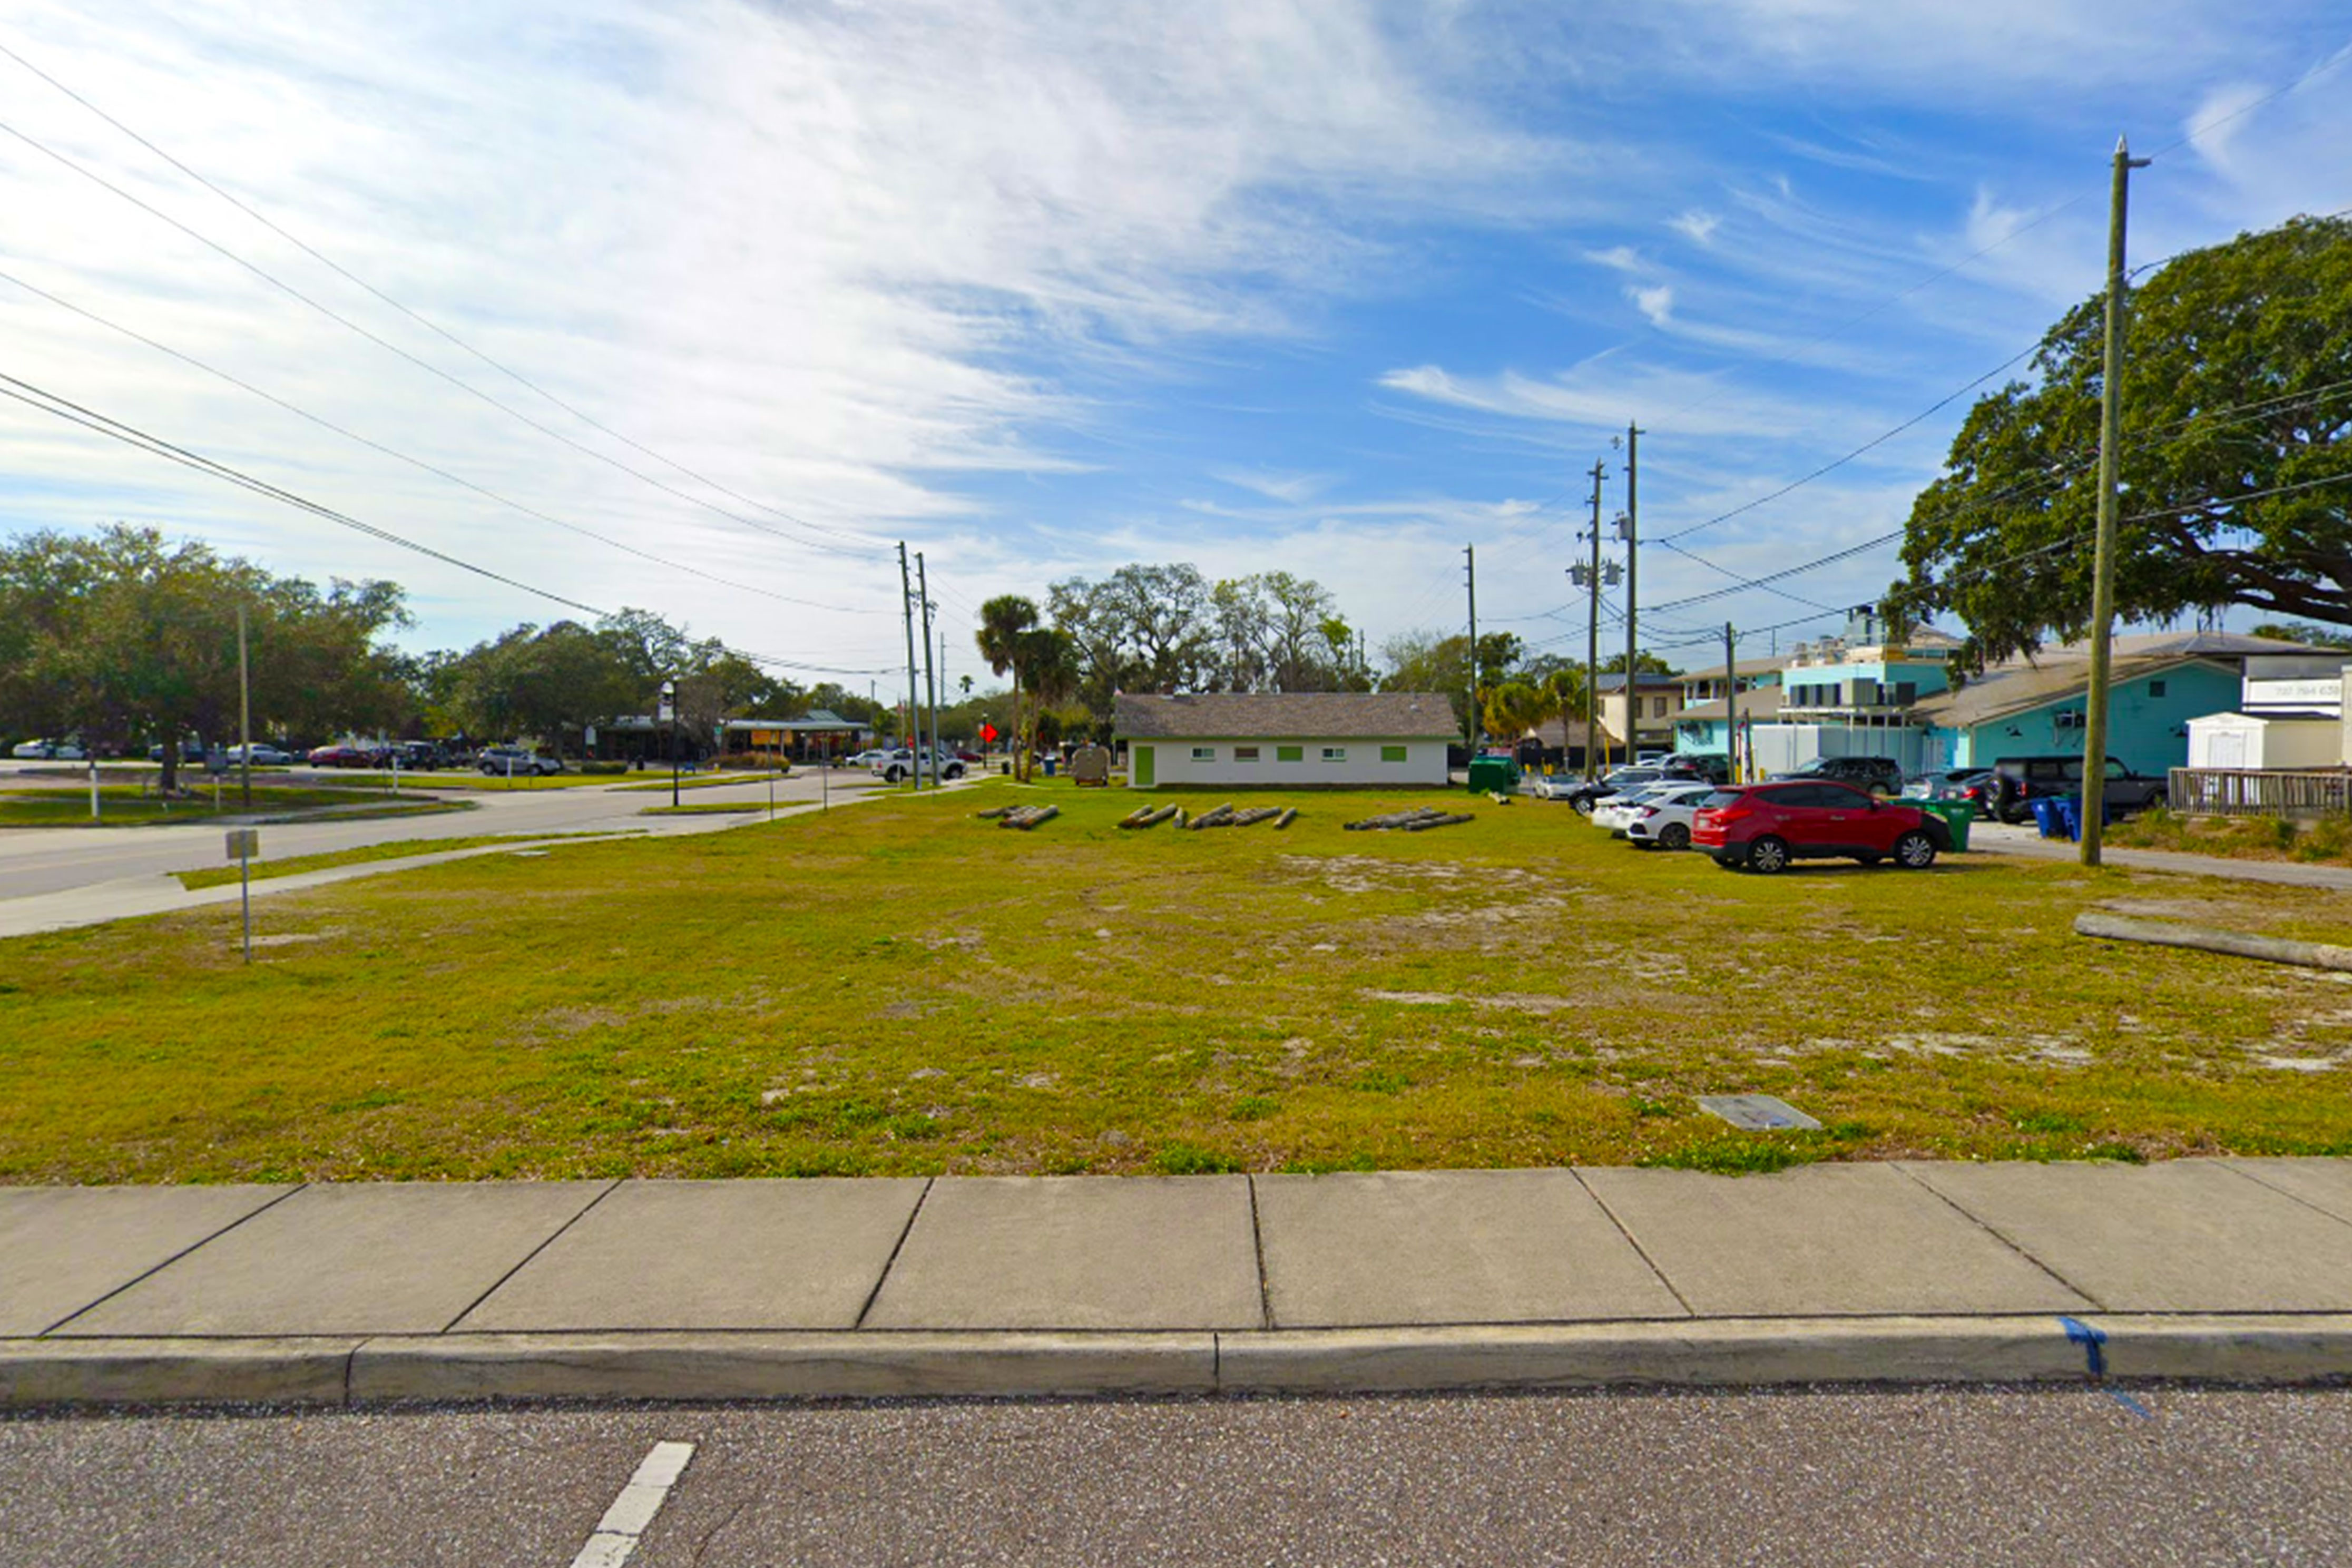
[2053,797,2083,841]
[1043,757,1057,777]
[2029,797,2066,838]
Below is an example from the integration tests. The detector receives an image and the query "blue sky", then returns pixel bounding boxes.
[2,1,2347,697]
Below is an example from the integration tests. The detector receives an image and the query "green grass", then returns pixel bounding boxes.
[3,778,2350,1182]
[0,786,447,829]
[2109,807,2352,866]
[171,831,642,890]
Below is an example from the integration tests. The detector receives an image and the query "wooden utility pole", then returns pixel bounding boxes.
[2081,135,2150,867]
[1584,459,1606,779]
[917,551,939,788]
[1464,545,1479,758]
[1623,423,1641,763]
[1723,623,1739,783]
[236,600,252,810]
[897,542,922,788]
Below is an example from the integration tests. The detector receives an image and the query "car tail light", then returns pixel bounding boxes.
[1634,806,1659,819]
[1707,802,1756,825]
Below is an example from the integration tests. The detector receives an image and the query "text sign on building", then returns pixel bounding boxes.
[2246,677,2344,717]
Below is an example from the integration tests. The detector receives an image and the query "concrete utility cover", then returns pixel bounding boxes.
[1697,1094,1820,1131]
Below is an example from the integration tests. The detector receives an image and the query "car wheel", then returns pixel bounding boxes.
[1711,854,1744,871]
[1894,830,1937,869]
[1572,797,1594,816]
[1746,835,1790,875]
[2144,791,2166,812]
[885,766,905,783]
[1660,823,1690,850]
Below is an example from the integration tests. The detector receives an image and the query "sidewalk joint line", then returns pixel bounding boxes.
[2211,1159,2352,1230]
[854,1177,932,1330]
[1567,1168,1694,1319]
[1890,1162,2107,1311]
[38,1181,311,1336]
[1246,1176,1272,1331]
[438,1179,622,1334]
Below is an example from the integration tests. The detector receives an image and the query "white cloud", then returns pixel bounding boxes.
[1630,285,1676,327]
[1668,209,1720,246]
[1585,244,1646,272]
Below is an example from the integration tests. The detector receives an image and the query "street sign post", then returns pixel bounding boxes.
[224,827,259,963]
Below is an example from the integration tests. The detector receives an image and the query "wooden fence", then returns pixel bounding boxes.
[2168,767,2352,818]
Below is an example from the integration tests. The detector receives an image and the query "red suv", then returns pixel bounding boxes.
[1691,781,1950,874]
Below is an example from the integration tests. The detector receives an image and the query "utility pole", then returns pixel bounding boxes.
[236,600,252,810]
[1622,423,1642,764]
[897,542,922,788]
[917,551,939,789]
[1464,545,1479,760]
[1584,459,1606,779]
[1723,623,1739,783]
[2081,135,2149,868]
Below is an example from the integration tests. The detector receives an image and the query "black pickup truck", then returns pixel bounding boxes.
[1985,754,2168,824]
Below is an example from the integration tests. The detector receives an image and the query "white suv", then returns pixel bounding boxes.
[871,747,966,783]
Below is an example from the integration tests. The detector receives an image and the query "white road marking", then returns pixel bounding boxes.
[569,1440,696,1568]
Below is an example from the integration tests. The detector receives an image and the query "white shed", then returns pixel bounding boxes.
[2186,711,2346,770]
[1114,691,1457,790]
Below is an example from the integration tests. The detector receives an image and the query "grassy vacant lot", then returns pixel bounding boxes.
[2,780,2348,1183]
[0,786,446,829]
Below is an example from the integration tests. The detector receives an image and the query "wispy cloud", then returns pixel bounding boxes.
[1667,209,1720,246]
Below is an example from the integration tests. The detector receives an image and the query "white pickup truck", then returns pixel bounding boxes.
[870,747,967,784]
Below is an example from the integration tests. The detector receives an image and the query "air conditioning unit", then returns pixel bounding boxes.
[2054,710,2085,730]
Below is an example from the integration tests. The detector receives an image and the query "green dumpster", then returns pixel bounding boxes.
[1916,799,1973,851]
[1467,756,1522,793]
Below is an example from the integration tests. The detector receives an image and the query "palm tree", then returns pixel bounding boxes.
[1016,626,1080,769]
[976,595,1039,779]
[1541,668,1590,776]
[1482,680,1546,751]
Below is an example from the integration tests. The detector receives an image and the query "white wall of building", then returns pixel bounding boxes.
[2188,713,2345,770]
[1130,736,1449,789]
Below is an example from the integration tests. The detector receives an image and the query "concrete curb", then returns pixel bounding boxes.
[8,1317,2352,1407]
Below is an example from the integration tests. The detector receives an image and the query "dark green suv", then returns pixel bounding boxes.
[1770,755,1905,797]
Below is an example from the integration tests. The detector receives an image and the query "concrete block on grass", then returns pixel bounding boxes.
[1255,1169,1683,1327]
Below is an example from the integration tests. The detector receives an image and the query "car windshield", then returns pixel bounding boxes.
[1699,789,1744,809]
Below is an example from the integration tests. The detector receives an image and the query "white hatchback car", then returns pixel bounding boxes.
[1592,786,1679,835]
[1621,783,1722,851]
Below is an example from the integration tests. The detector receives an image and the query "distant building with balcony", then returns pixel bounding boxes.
[1741,607,1963,777]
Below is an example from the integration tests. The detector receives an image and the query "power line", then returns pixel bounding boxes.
[0,264,896,618]
[0,369,905,678]
[0,113,886,567]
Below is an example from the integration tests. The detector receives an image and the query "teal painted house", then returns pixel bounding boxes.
[1910,636,2257,777]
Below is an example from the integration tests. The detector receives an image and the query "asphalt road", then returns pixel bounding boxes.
[0,765,891,903]
[2,1385,2347,1566]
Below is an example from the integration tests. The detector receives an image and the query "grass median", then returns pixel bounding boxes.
[1,778,2348,1182]
[0,786,449,829]
[171,831,645,890]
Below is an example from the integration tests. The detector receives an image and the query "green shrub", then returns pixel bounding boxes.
[1154,1142,1243,1174]
[579,760,629,775]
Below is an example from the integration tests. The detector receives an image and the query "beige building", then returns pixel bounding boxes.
[1593,673,1684,755]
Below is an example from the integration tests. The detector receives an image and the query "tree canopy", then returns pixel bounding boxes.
[0,526,409,788]
[1886,214,2352,664]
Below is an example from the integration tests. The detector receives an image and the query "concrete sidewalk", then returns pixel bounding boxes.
[8,1159,2352,1405]
[1969,819,2352,890]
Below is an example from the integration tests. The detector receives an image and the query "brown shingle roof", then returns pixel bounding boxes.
[1114,691,1461,739]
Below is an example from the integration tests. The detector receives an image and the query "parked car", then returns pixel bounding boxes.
[1553,765,1680,815]
[1903,768,1995,815]
[1769,755,1906,797]
[1620,783,1721,850]
[871,747,966,783]
[1983,754,2167,824]
[1593,785,1685,835]
[10,738,74,760]
[307,743,381,769]
[1663,753,1732,786]
[1692,781,1950,874]
[226,743,294,766]
[392,740,447,770]
[478,744,562,777]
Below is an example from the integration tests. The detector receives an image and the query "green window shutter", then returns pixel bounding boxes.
[1276,744,1303,762]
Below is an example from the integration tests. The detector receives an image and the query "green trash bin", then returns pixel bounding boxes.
[1466,756,1521,793]
[1916,799,1973,851]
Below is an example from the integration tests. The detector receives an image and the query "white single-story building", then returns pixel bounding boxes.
[1114,691,1457,789]
[2187,711,2343,770]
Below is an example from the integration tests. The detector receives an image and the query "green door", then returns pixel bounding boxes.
[1133,745,1154,788]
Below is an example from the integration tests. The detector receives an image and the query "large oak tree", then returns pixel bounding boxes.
[1885,214,2351,663]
